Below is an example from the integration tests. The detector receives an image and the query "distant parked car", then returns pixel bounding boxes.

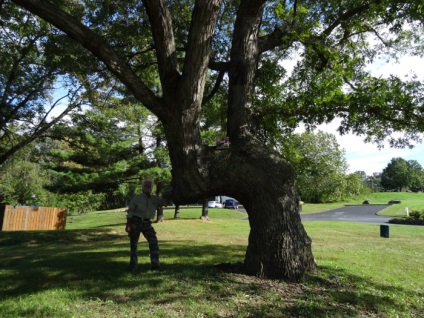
[224,199,239,209]
[208,201,223,208]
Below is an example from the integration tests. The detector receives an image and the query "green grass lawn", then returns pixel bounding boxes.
[0,203,423,317]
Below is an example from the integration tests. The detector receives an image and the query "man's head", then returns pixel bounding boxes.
[142,180,153,196]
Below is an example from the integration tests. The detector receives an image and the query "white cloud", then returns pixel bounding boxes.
[316,120,424,175]
[366,55,424,81]
[343,138,424,175]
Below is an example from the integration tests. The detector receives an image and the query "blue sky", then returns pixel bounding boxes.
[318,122,424,175]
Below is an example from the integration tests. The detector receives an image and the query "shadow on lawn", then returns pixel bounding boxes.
[0,229,244,297]
[284,265,422,317]
[1,230,422,317]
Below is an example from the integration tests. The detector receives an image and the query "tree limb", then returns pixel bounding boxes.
[0,99,80,165]
[179,0,222,108]
[208,60,230,72]
[203,70,225,105]
[142,0,179,94]
[228,0,267,139]
[258,26,299,53]
[323,2,373,37]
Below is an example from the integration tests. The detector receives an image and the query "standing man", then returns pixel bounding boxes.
[125,179,171,272]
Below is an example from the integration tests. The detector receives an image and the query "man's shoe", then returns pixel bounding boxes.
[129,265,138,273]
[151,265,162,271]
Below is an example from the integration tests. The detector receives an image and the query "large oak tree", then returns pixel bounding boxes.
[8,0,424,280]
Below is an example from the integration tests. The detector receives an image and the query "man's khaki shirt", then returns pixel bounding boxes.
[127,193,167,220]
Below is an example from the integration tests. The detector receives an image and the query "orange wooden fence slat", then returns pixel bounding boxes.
[0,206,67,231]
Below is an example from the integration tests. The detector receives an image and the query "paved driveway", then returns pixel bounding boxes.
[300,204,392,224]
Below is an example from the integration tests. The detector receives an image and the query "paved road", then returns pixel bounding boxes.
[300,204,392,224]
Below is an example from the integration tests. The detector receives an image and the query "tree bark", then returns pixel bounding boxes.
[238,144,316,280]
[156,206,164,223]
[200,197,209,221]
[173,204,180,219]
[197,139,316,280]
[156,189,164,223]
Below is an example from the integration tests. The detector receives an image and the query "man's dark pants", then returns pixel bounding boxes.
[128,217,160,270]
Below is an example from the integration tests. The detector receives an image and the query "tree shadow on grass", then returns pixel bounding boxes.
[234,264,423,317]
[0,230,422,317]
[0,230,244,298]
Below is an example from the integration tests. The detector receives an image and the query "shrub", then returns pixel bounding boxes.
[56,191,106,214]
[389,209,424,225]
[409,210,422,220]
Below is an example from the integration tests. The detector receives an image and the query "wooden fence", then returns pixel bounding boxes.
[0,205,67,231]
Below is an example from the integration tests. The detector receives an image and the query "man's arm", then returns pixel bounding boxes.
[127,197,136,218]
[125,196,136,233]
[125,219,132,233]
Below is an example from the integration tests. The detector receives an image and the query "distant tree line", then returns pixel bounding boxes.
[356,157,424,194]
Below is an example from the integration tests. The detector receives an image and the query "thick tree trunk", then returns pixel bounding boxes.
[231,142,316,281]
[215,2,315,280]
[173,204,180,219]
[165,128,317,280]
[156,189,164,222]
[242,171,316,280]
[156,206,164,223]
[200,197,209,221]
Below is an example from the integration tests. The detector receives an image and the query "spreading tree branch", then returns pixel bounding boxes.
[142,0,179,94]
[203,70,225,105]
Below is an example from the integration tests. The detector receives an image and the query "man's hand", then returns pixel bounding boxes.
[125,219,131,233]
